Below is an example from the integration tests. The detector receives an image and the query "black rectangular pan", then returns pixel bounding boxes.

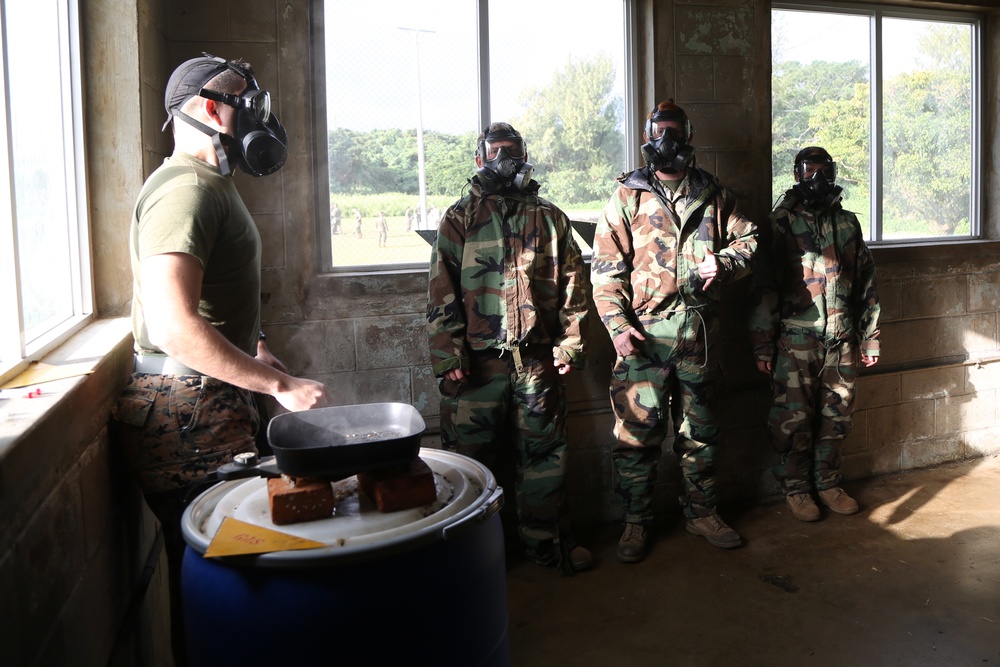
[265,402,425,479]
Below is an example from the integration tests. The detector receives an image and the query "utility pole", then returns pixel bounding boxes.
[398,26,435,229]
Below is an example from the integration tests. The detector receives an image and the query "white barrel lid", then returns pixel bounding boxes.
[181,448,502,567]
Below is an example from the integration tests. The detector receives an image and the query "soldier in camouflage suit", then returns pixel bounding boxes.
[591,100,757,560]
[427,122,592,574]
[750,146,880,522]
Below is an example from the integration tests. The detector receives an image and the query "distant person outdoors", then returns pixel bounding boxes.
[331,201,342,235]
[354,207,363,238]
[750,146,880,522]
[590,100,758,562]
[405,206,413,232]
[427,122,593,574]
[110,54,333,664]
[376,210,388,247]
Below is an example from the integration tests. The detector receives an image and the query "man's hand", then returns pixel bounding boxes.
[613,327,646,356]
[445,368,467,383]
[698,247,718,291]
[861,354,878,367]
[755,359,772,375]
[274,376,334,412]
[554,359,573,375]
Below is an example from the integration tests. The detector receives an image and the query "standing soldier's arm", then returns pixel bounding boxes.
[852,214,881,364]
[590,189,637,338]
[427,205,469,377]
[713,188,758,285]
[748,213,785,373]
[553,211,589,371]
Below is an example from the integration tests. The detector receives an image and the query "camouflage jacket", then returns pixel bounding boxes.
[427,178,589,377]
[590,166,757,337]
[749,191,881,362]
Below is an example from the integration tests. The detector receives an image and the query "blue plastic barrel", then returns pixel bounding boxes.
[180,449,508,666]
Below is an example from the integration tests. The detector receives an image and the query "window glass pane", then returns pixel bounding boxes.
[771,10,871,233]
[324,0,478,269]
[7,1,75,340]
[882,18,973,240]
[489,0,626,241]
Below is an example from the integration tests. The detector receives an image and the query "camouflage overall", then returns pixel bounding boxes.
[610,314,722,522]
[591,166,757,523]
[750,193,880,493]
[438,347,569,556]
[768,330,858,493]
[427,176,588,560]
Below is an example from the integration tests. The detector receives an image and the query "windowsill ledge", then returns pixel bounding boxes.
[0,317,133,460]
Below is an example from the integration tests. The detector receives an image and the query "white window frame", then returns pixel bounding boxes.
[772,1,982,245]
[314,0,639,275]
[0,0,92,386]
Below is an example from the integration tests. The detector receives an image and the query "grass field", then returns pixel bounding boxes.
[329,208,601,269]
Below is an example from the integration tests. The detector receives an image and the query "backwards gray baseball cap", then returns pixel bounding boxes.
[162,54,231,131]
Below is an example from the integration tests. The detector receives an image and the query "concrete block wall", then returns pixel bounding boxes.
[842,245,1000,481]
[0,323,162,666]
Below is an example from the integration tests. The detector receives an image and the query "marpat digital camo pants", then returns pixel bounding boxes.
[610,315,721,522]
[438,347,568,556]
[111,372,259,495]
[768,330,858,494]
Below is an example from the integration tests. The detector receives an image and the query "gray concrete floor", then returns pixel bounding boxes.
[505,456,1000,666]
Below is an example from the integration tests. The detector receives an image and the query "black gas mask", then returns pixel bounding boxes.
[641,106,694,174]
[792,155,843,209]
[476,129,533,193]
[199,83,288,177]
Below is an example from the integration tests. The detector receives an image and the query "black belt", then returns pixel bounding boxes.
[134,353,201,376]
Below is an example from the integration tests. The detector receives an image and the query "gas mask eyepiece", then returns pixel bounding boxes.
[793,150,842,208]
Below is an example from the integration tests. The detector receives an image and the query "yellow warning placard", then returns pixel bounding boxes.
[205,517,327,557]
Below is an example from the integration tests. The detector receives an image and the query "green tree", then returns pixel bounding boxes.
[424,130,478,196]
[771,60,868,205]
[511,54,624,206]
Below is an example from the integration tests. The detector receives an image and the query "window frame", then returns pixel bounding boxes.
[312,0,638,276]
[0,0,92,387]
[771,1,982,246]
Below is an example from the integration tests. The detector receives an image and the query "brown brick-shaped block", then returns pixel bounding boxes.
[267,476,335,525]
[357,457,436,513]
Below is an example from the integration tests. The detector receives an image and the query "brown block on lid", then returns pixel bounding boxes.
[267,475,335,525]
[357,457,436,513]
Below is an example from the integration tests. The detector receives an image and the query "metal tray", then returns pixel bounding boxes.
[265,402,425,479]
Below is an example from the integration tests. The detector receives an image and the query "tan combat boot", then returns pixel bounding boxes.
[818,487,859,515]
[686,513,742,549]
[786,493,821,521]
[617,523,648,563]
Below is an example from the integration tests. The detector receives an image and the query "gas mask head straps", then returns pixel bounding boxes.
[162,53,286,177]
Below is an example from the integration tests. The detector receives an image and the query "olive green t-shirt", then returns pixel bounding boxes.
[130,152,261,356]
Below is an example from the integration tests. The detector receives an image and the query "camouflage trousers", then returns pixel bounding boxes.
[438,347,569,556]
[110,372,259,495]
[610,315,721,522]
[768,330,858,494]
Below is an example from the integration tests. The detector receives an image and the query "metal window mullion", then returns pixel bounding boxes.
[0,0,27,367]
[477,0,490,131]
[871,11,883,242]
[59,0,88,320]
[623,0,638,171]
[970,19,981,237]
